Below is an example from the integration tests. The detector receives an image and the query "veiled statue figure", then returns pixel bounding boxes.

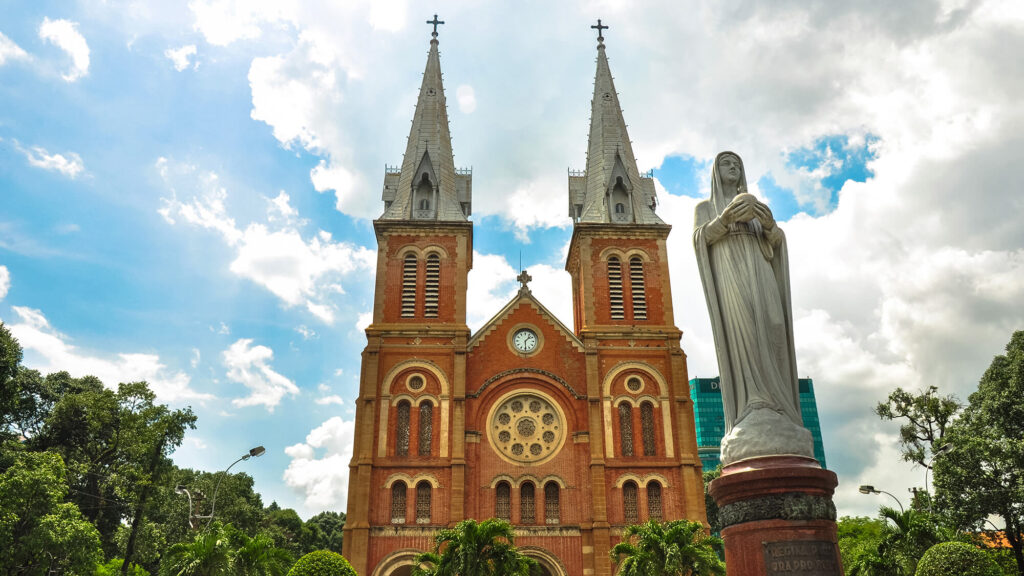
[694,151,814,465]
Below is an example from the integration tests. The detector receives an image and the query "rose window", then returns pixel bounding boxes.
[489,392,564,464]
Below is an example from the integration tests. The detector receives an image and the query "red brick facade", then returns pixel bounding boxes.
[343,219,708,576]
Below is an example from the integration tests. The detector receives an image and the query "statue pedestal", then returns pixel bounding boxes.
[709,456,843,576]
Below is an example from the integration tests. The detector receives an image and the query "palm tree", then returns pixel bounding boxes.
[873,506,950,575]
[160,528,231,576]
[412,518,536,576]
[610,520,725,576]
[230,531,293,576]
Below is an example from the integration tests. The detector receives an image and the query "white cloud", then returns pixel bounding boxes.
[19,144,85,178]
[315,395,344,406]
[466,252,573,332]
[354,311,372,332]
[0,266,9,300]
[158,158,376,323]
[38,17,90,82]
[223,338,299,410]
[6,306,212,403]
[0,32,29,65]
[283,416,354,512]
[190,347,201,368]
[295,325,317,340]
[164,44,198,71]
[456,84,476,114]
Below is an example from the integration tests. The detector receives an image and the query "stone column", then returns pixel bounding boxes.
[709,456,843,576]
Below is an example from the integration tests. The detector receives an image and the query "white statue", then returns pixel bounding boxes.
[693,151,814,465]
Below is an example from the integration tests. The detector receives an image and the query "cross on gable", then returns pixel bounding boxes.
[517,270,532,289]
[591,19,608,42]
[427,14,444,37]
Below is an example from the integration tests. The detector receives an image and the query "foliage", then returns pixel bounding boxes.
[264,506,316,556]
[286,550,355,576]
[845,507,952,576]
[934,330,1024,576]
[0,451,103,576]
[838,516,885,576]
[914,542,1001,576]
[610,519,725,576]
[96,558,151,576]
[0,321,23,446]
[160,523,293,576]
[303,512,345,554]
[702,467,721,535]
[412,518,536,576]
[875,386,960,469]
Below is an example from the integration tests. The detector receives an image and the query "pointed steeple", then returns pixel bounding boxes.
[381,19,471,221]
[568,25,662,225]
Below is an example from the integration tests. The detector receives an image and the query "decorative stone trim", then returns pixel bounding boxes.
[471,368,586,400]
[717,492,836,529]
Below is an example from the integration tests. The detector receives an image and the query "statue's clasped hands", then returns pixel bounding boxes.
[722,191,775,231]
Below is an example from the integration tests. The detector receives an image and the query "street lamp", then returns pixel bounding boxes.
[174,485,196,529]
[859,484,905,513]
[172,446,266,529]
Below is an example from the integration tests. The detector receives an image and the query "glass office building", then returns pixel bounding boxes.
[689,377,827,471]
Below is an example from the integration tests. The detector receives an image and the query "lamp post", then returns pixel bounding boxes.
[202,445,266,528]
[859,484,904,513]
[174,485,196,529]
[924,444,954,513]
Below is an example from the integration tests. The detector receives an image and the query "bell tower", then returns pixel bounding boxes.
[565,23,707,571]
[343,18,473,574]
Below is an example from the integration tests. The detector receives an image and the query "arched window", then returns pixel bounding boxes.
[641,401,656,457]
[396,401,411,456]
[424,253,440,318]
[495,481,511,520]
[419,198,430,210]
[391,481,406,524]
[608,256,624,320]
[623,481,639,524]
[415,481,431,524]
[615,202,625,214]
[647,482,663,521]
[630,256,647,320]
[520,482,536,524]
[401,253,417,318]
[618,403,634,457]
[418,401,433,456]
[544,482,560,525]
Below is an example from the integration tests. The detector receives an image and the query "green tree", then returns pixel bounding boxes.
[0,451,103,575]
[0,321,23,447]
[610,519,725,576]
[837,516,885,575]
[228,527,294,576]
[875,386,960,469]
[914,541,1001,576]
[160,527,231,576]
[263,506,315,556]
[412,518,535,576]
[302,511,345,555]
[287,550,354,576]
[702,467,721,535]
[934,330,1024,576]
[847,507,952,576]
[95,558,151,576]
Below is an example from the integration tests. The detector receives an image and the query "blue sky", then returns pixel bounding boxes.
[3,0,1024,520]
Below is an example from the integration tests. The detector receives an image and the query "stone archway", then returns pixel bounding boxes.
[372,549,421,576]
[520,546,568,576]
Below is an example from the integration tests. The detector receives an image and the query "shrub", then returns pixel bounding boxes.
[95,558,150,576]
[914,541,1001,576]
[287,550,356,576]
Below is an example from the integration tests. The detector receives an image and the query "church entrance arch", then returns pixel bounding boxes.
[372,549,420,576]
[521,547,568,576]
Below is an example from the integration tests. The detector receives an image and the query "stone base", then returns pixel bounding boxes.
[709,456,843,576]
[721,408,815,466]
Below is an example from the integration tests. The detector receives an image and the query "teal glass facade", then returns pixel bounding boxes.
[688,377,827,470]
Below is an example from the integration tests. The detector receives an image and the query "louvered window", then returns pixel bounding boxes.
[623,481,639,524]
[415,481,431,524]
[418,401,433,456]
[630,257,647,320]
[520,483,536,524]
[641,402,656,456]
[496,482,511,520]
[424,253,440,318]
[391,482,406,524]
[401,253,417,317]
[544,482,560,525]
[619,403,634,457]
[396,401,410,456]
[608,257,624,320]
[648,482,663,521]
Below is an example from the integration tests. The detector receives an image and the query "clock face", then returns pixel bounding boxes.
[512,329,538,353]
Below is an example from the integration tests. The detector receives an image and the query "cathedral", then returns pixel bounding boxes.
[342,21,707,576]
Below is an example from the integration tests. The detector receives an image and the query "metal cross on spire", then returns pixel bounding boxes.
[517,269,532,290]
[591,19,608,43]
[427,14,444,37]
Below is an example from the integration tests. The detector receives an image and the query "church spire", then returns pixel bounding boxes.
[381,16,471,221]
[568,22,662,225]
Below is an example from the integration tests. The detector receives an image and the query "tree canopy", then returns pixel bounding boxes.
[610,519,725,576]
[413,518,535,576]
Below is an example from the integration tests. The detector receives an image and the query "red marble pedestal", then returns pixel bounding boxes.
[709,456,843,576]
